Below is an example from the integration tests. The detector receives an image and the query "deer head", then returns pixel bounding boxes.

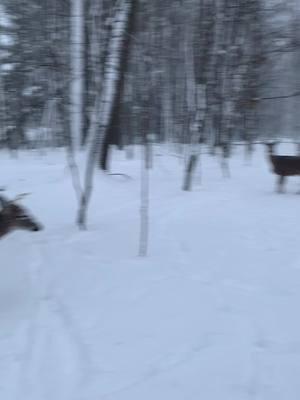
[264,141,278,155]
[0,194,43,238]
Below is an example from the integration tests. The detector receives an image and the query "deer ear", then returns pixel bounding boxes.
[13,193,30,202]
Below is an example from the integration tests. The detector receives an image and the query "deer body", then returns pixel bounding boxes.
[0,195,42,238]
[266,143,300,192]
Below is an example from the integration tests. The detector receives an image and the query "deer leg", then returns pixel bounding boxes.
[277,175,285,193]
[297,178,300,194]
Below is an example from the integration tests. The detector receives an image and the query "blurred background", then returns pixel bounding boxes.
[0,0,299,163]
[2,3,300,398]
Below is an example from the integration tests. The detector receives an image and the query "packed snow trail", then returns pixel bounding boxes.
[15,239,95,400]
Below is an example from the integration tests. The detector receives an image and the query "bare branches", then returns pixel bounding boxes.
[258,91,300,101]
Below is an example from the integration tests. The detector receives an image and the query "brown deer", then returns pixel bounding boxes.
[0,194,42,238]
[265,142,300,193]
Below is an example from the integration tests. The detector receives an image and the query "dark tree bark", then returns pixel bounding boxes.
[98,0,138,171]
[77,0,134,229]
[81,0,91,146]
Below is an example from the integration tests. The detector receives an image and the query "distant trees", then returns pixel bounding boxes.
[0,0,299,171]
[0,0,71,149]
[1,0,299,151]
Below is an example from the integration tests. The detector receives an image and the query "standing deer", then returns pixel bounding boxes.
[265,142,300,193]
[0,194,42,238]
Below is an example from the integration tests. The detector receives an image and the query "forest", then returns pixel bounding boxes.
[1,0,300,224]
[1,1,300,399]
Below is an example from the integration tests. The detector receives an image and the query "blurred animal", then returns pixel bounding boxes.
[265,142,300,193]
[0,193,42,238]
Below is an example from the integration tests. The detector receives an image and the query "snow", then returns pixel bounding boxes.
[1,144,300,400]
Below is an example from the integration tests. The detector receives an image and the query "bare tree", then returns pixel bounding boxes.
[77,0,134,229]
[71,0,84,151]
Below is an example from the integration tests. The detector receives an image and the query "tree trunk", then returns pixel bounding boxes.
[81,0,91,146]
[183,154,198,191]
[77,0,134,228]
[98,0,137,171]
[71,0,84,151]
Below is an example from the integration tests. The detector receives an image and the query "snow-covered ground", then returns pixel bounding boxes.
[1,144,300,400]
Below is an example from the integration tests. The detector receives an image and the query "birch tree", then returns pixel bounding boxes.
[71,0,84,151]
[77,0,134,229]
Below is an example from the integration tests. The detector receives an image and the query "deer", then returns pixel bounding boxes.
[0,193,43,238]
[265,142,300,193]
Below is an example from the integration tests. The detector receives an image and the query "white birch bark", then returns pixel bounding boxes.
[70,0,84,151]
[0,74,5,142]
[77,0,132,228]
